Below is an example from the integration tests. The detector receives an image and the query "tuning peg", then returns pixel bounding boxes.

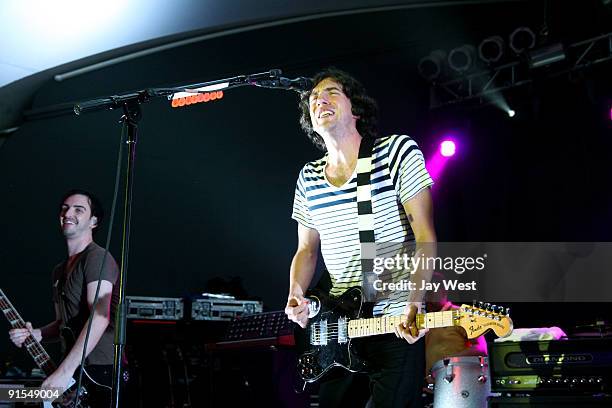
[485,303,491,311]
[505,307,511,317]
[478,301,484,309]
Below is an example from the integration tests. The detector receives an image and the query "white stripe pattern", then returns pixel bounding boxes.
[292,135,434,315]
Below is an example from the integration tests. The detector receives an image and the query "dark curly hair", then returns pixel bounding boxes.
[299,68,378,151]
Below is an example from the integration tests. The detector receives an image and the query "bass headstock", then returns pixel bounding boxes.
[457,302,513,339]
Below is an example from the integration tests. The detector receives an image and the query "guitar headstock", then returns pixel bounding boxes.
[457,302,513,339]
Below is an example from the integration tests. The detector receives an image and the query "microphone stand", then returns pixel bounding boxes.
[71,69,285,408]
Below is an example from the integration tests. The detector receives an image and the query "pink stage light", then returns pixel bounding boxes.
[440,140,456,157]
[427,137,458,182]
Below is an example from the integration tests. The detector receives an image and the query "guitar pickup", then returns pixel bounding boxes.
[337,317,348,344]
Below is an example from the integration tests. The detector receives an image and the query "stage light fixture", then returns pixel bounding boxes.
[440,140,456,157]
[478,36,504,64]
[448,44,477,73]
[171,91,224,108]
[509,27,536,54]
[507,109,516,118]
[528,43,566,68]
[418,50,447,81]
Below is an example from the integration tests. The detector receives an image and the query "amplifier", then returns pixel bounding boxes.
[191,298,262,321]
[126,296,184,320]
[489,338,612,394]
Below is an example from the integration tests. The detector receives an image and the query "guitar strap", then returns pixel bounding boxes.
[56,260,85,362]
[57,261,70,327]
[56,262,72,354]
[356,136,378,302]
[356,135,412,307]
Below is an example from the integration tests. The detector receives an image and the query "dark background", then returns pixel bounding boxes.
[1,0,611,369]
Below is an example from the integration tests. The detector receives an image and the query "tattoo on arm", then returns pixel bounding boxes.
[407,213,414,223]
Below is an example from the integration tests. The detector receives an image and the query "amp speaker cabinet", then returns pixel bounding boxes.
[488,395,612,407]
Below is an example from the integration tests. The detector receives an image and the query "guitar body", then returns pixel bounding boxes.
[52,364,112,408]
[296,287,513,385]
[297,287,369,383]
[51,328,112,408]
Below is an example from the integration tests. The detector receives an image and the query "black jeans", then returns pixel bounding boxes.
[318,335,425,408]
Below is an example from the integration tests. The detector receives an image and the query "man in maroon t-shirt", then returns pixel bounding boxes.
[9,189,118,406]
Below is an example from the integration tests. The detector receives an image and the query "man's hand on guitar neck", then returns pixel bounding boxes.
[394,303,428,344]
[9,322,42,347]
[285,295,310,328]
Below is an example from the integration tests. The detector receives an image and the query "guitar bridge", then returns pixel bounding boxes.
[310,319,328,345]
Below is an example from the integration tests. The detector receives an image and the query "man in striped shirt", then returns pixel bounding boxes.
[285,68,437,407]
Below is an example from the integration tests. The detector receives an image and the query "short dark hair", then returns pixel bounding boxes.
[59,189,104,230]
[299,68,379,151]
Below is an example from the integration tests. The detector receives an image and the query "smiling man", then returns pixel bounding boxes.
[285,68,436,407]
[8,189,118,407]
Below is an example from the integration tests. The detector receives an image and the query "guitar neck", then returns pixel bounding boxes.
[0,289,57,375]
[348,310,458,339]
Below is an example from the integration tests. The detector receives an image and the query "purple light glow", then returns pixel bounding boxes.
[440,140,456,157]
[426,137,459,182]
[426,151,445,182]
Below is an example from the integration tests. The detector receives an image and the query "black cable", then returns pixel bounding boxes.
[73,121,126,407]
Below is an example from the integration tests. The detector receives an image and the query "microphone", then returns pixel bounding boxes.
[251,76,313,92]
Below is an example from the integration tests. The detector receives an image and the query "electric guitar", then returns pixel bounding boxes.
[297,287,513,383]
[0,288,112,408]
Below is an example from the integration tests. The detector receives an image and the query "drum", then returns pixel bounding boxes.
[431,356,491,408]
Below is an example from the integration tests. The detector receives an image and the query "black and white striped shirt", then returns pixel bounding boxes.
[292,134,434,315]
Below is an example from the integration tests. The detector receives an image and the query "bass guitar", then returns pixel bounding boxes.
[0,287,111,408]
[297,287,513,383]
